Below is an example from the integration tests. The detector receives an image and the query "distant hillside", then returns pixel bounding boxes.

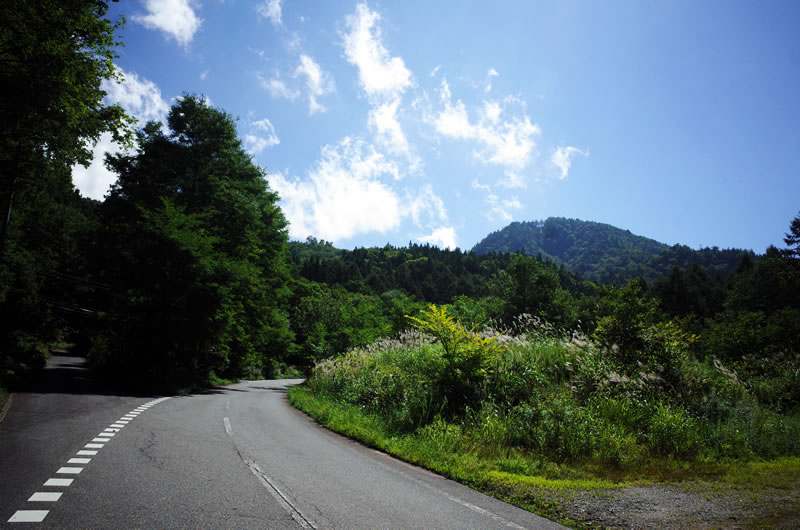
[472,217,753,284]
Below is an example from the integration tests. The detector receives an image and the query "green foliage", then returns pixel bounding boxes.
[89,96,291,386]
[0,0,131,387]
[473,217,749,285]
[407,304,504,413]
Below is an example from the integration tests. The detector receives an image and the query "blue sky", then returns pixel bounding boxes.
[73,0,800,253]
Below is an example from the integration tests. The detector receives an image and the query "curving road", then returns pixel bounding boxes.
[0,354,561,528]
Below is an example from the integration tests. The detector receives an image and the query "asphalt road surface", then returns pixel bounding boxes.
[0,353,562,528]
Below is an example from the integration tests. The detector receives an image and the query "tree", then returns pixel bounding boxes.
[784,211,800,260]
[91,96,291,385]
[0,0,130,386]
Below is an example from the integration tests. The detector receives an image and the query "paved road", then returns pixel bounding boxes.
[0,354,561,528]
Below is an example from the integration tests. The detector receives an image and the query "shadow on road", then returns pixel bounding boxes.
[15,352,157,398]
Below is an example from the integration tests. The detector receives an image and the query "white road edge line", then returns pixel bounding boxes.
[246,460,316,529]
[367,449,526,529]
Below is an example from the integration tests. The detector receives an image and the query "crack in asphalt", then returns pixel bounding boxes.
[224,416,318,529]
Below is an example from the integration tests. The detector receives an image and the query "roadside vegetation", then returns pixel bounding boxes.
[290,302,800,525]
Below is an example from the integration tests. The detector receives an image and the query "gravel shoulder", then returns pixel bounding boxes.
[552,481,800,528]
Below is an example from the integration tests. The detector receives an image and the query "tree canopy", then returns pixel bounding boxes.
[88,96,292,385]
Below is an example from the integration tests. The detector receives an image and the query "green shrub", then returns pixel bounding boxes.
[647,402,701,457]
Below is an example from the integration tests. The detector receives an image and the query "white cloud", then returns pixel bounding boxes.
[471,179,491,192]
[72,132,120,200]
[200,69,208,81]
[294,54,335,114]
[133,0,202,48]
[498,170,527,189]
[407,184,447,226]
[73,68,170,200]
[256,0,282,26]
[419,226,457,250]
[103,69,170,124]
[483,100,502,123]
[245,118,280,155]
[369,97,409,157]
[268,137,402,241]
[486,194,522,223]
[430,65,441,78]
[485,68,499,93]
[342,3,412,98]
[551,146,588,179]
[261,76,300,100]
[432,78,540,170]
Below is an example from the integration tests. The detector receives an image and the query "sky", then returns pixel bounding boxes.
[73,0,800,253]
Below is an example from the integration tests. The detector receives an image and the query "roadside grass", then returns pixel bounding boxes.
[0,386,9,420]
[287,309,800,526]
[289,384,800,526]
[289,384,631,525]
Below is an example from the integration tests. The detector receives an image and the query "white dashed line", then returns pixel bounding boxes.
[8,397,171,524]
[43,478,73,487]
[223,417,233,435]
[29,492,62,502]
[56,467,83,475]
[8,510,49,522]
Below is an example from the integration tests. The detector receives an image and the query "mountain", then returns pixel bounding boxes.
[472,217,753,284]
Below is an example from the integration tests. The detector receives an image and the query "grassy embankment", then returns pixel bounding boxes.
[288,307,800,526]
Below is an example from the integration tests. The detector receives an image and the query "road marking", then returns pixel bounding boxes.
[28,492,62,502]
[367,449,526,529]
[223,416,233,435]
[8,510,48,523]
[43,478,73,487]
[8,397,173,525]
[246,460,317,529]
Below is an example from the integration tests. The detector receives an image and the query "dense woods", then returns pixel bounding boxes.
[1,1,799,475]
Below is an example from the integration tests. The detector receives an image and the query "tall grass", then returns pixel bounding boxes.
[305,310,800,469]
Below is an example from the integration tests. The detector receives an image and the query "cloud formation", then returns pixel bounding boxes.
[419,226,457,250]
[257,0,282,26]
[133,0,202,48]
[433,78,540,172]
[551,146,588,179]
[73,68,170,200]
[342,3,412,98]
[261,76,300,100]
[294,55,335,114]
[268,137,403,241]
[245,118,280,155]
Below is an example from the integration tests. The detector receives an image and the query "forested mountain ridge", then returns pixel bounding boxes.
[472,217,753,284]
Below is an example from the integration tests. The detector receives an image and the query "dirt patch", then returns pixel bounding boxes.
[556,482,800,528]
